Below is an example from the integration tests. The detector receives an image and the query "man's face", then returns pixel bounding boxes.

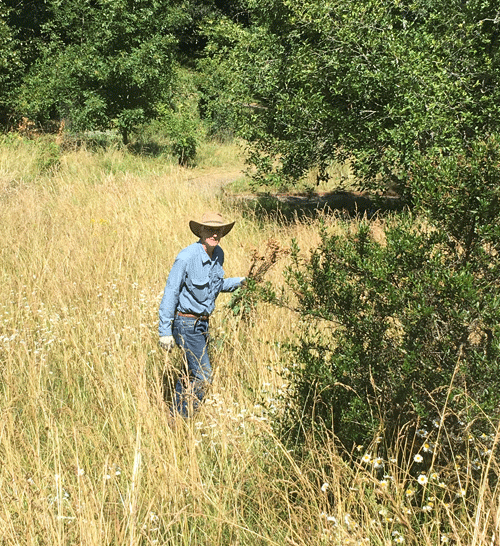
[200,226,223,250]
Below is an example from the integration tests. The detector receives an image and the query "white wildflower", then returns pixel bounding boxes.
[417,474,428,485]
[344,513,358,530]
[373,457,384,469]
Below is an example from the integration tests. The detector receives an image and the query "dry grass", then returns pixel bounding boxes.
[0,137,498,545]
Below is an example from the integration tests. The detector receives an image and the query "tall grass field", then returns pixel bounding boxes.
[0,136,498,545]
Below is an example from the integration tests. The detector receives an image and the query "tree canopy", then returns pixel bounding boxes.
[203,0,500,192]
[11,0,185,141]
[3,0,499,168]
[1,0,253,138]
[0,3,22,124]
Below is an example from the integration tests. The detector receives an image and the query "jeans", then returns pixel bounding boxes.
[172,315,211,417]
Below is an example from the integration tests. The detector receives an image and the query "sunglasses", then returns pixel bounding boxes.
[201,226,224,235]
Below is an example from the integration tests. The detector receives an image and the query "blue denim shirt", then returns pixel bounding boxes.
[159,241,243,336]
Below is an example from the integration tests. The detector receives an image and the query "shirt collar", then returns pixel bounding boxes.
[197,240,214,265]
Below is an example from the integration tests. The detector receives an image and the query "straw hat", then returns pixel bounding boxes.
[189,211,235,238]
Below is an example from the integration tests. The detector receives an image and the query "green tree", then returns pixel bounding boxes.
[3,0,51,68]
[196,16,255,140]
[175,0,250,66]
[14,0,182,142]
[224,0,500,191]
[0,4,22,126]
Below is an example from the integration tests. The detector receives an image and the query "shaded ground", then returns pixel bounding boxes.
[182,169,406,220]
[252,190,404,217]
[228,189,406,222]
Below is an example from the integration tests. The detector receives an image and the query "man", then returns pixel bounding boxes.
[158,211,245,417]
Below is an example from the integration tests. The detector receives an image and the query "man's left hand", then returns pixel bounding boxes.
[159,335,175,352]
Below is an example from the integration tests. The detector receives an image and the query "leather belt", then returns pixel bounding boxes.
[177,312,210,321]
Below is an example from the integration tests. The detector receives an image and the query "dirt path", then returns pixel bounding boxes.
[182,169,245,197]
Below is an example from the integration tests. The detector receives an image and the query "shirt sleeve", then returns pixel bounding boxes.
[222,276,245,292]
[158,255,187,336]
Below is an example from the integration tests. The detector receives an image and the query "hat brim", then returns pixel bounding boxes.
[189,220,235,238]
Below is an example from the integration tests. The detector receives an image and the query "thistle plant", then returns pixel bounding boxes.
[227,238,290,319]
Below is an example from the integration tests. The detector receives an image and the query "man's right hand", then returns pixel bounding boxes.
[159,335,175,352]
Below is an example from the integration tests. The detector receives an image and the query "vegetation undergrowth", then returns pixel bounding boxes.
[0,137,498,546]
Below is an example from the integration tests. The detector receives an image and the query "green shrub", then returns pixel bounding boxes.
[278,138,500,452]
[35,137,61,173]
[171,132,197,166]
[160,108,199,166]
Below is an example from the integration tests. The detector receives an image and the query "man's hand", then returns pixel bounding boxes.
[159,335,175,352]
